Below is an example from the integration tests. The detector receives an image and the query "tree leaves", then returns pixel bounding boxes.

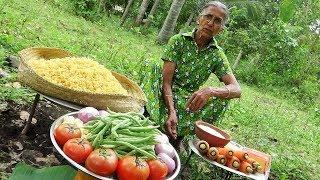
[279,0,297,23]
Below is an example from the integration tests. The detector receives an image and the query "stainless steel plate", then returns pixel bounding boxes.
[188,140,270,180]
[50,112,181,180]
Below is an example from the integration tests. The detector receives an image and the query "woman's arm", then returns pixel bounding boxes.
[186,74,241,112]
[212,73,241,99]
[162,61,178,139]
[162,61,176,115]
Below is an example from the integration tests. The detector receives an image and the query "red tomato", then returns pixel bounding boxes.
[63,138,93,164]
[147,159,168,180]
[85,149,118,176]
[54,123,81,146]
[117,156,150,180]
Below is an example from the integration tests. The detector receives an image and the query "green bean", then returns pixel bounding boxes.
[93,124,109,147]
[146,149,156,155]
[86,134,98,141]
[114,121,133,130]
[117,136,153,144]
[113,114,142,126]
[128,126,159,131]
[92,135,100,148]
[141,146,155,150]
[99,116,123,124]
[126,150,136,156]
[83,110,160,160]
[116,150,127,155]
[117,134,133,139]
[117,129,151,137]
[107,109,145,120]
[127,140,157,147]
[91,121,105,134]
[85,120,99,126]
[83,125,94,129]
[111,120,130,137]
[127,112,148,122]
[99,118,112,124]
[116,146,130,151]
[126,145,154,156]
[84,122,99,130]
[102,140,156,159]
[100,144,117,149]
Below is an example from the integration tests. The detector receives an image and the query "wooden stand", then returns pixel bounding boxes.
[21,93,40,135]
[20,93,84,135]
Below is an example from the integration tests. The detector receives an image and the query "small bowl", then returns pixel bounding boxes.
[195,121,231,147]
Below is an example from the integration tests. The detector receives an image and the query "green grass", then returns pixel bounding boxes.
[0,0,319,179]
[0,0,161,102]
[0,0,162,79]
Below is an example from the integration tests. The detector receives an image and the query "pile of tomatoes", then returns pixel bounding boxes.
[54,117,170,180]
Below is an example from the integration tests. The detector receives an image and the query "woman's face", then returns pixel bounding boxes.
[197,6,226,38]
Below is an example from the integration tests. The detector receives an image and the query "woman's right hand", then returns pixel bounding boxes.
[165,113,178,140]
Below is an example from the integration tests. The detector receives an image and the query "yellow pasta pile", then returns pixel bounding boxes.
[28,57,128,95]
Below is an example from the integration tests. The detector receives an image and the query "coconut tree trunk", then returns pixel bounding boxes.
[179,12,194,33]
[185,12,194,26]
[144,0,161,27]
[98,0,107,13]
[233,50,243,70]
[157,0,185,44]
[135,0,149,25]
[120,0,135,26]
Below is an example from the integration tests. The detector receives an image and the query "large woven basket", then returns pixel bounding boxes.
[18,47,147,113]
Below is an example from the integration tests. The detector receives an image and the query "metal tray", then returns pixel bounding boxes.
[189,140,271,180]
[50,112,181,180]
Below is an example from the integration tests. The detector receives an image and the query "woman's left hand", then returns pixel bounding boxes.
[186,87,214,112]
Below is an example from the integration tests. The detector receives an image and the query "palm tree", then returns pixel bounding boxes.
[136,0,150,25]
[185,12,194,26]
[120,0,135,26]
[157,0,185,44]
[144,0,161,27]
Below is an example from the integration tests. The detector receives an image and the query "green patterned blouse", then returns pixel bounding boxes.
[140,30,233,137]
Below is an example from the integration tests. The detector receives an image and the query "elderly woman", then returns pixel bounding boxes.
[140,1,241,148]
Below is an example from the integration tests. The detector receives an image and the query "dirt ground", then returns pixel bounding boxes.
[0,99,72,176]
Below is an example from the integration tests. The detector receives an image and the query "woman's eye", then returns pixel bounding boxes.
[205,14,213,19]
[214,18,222,24]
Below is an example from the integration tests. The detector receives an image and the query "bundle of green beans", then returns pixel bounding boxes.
[83,110,160,160]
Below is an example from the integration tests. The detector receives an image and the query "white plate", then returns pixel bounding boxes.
[189,140,270,180]
[50,112,181,180]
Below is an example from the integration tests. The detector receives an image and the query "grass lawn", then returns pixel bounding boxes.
[1,0,319,179]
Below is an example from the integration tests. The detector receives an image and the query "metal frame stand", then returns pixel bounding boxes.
[21,93,40,135]
[223,171,233,180]
[20,93,84,135]
[19,91,144,135]
[181,150,194,173]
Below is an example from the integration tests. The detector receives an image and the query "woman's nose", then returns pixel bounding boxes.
[208,19,215,25]
[206,20,215,28]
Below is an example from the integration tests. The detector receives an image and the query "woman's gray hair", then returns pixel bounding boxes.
[200,1,229,25]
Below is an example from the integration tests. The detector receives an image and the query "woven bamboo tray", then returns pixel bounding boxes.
[18,47,147,113]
